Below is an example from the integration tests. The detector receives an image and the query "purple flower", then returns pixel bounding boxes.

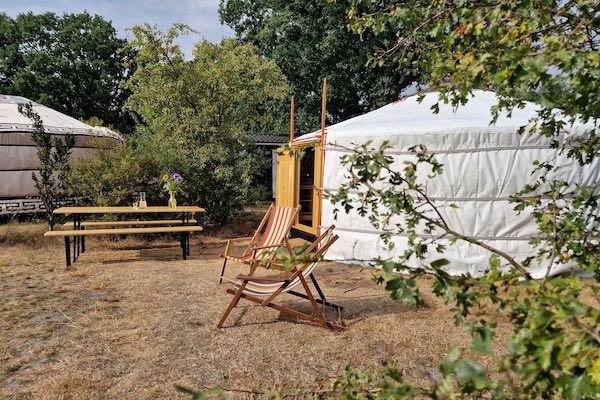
[171,173,183,183]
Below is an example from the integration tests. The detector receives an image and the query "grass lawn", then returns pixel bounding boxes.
[1,210,513,399]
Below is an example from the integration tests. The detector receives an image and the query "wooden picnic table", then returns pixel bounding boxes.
[48,205,205,268]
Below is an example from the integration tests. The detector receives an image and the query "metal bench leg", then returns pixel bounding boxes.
[81,227,85,252]
[186,232,190,256]
[64,236,71,269]
[181,232,187,260]
[72,215,78,257]
[73,233,78,259]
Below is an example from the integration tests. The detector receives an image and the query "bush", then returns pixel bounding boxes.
[68,127,269,223]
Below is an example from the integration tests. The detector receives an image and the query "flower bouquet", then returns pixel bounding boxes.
[162,172,184,208]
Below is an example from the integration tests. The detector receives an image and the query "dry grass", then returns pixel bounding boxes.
[1,210,517,399]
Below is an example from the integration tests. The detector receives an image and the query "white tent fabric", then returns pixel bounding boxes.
[0,94,122,198]
[296,90,599,278]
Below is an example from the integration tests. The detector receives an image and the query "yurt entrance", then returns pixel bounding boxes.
[275,142,323,237]
[299,147,315,226]
[275,82,327,237]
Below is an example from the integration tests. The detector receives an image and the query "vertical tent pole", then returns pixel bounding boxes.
[320,79,327,146]
[317,79,328,231]
[289,96,295,143]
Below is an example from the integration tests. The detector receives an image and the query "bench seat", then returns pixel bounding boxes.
[45,225,203,237]
[62,219,197,228]
[46,225,203,267]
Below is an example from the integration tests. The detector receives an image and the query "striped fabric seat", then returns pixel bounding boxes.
[219,204,300,283]
[227,206,297,262]
[233,261,319,297]
[218,226,345,331]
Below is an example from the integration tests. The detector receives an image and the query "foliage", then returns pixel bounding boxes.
[70,26,287,223]
[67,136,142,208]
[326,140,599,398]
[18,103,74,229]
[219,0,417,132]
[344,0,599,159]
[306,0,600,398]
[0,11,134,132]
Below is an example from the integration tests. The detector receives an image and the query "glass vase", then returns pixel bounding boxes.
[168,192,177,208]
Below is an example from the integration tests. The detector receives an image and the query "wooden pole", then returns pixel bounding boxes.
[316,79,328,232]
[320,79,327,145]
[289,96,295,143]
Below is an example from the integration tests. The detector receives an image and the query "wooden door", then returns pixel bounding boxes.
[275,151,297,208]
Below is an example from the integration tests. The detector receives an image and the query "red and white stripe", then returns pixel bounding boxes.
[230,206,297,263]
[291,129,327,145]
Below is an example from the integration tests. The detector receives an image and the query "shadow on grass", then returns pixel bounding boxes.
[216,293,429,330]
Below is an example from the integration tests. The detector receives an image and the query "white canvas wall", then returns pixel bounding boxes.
[311,90,599,277]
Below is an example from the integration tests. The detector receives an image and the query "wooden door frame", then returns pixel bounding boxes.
[293,143,322,236]
[275,142,323,236]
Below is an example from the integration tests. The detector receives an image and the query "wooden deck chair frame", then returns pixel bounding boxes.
[218,204,300,283]
[217,226,345,331]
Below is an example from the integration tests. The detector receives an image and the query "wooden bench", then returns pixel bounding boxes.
[60,219,199,257]
[62,219,197,228]
[45,225,203,268]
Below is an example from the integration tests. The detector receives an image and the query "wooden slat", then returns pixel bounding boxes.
[62,219,197,228]
[44,226,203,237]
[53,206,205,215]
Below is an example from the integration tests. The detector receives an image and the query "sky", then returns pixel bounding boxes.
[2,0,235,58]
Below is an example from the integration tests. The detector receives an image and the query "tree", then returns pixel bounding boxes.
[219,0,417,132]
[117,25,288,223]
[18,103,74,229]
[0,11,134,132]
[344,0,599,148]
[309,0,600,398]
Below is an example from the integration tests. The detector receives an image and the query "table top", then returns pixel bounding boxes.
[54,206,205,215]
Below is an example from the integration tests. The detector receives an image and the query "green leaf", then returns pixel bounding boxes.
[470,322,496,354]
[431,258,450,269]
[453,359,489,392]
[488,254,501,269]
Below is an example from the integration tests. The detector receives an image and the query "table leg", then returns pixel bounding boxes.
[184,213,191,256]
[77,215,85,253]
[187,232,190,256]
[73,229,78,259]
[180,233,185,260]
[72,215,78,259]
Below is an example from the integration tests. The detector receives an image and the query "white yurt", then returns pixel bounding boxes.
[275,90,599,278]
[0,94,122,200]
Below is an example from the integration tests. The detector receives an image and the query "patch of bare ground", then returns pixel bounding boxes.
[1,211,596,399]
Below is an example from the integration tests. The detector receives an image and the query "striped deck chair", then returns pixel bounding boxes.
[217,225,345,331]
[218,204,300,284]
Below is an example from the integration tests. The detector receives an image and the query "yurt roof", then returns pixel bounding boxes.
[0,94,122,140]
[293,90,591,148]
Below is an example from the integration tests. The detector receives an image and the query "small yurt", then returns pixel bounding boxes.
[275,90,599,278]
[0,95,122,200]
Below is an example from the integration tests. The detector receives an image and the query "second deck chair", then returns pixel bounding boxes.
[217,225,345,331]
[218,204,300,283]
